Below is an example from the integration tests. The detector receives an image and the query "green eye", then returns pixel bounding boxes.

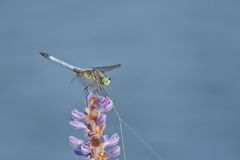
[102,77,111,86]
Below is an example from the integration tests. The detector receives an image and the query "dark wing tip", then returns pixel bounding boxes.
[39,52,50,58]
[94,64,122,72]
[112,64,122,69]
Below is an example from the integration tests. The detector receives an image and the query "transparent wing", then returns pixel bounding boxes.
[94,64,121,72]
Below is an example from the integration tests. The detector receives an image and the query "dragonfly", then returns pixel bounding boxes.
[39,52,121,96]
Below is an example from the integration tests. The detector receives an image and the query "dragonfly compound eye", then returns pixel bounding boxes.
[102,77,111,86]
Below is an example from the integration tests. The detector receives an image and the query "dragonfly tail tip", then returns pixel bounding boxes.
[39,52,50,58]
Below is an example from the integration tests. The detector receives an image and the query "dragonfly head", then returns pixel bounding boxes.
[101,75,111,86]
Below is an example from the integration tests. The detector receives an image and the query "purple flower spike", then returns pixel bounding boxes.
[74,143,91,156]
[105,146,121,158]
[106,133,119,146]
[69,136,84,147]
[71,109,86,120]
[69,120,87,129]
[69,92,121,159]
[96,114,107,126]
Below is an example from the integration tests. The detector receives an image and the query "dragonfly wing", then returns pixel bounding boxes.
[94,64,121,72]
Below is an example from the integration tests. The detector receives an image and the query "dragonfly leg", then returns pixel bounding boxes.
[93,89,97,95]
[84,86,89,103]
[98,88,103,96]
[70,75,77,84]
[84,86,89,95]
[101,88,107,96]
[96,88,103,96]
[100,87,109,97]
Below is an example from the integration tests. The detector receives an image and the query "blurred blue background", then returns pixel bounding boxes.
[1,0,240,160]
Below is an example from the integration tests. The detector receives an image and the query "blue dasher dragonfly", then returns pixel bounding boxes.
[40,52,121,96]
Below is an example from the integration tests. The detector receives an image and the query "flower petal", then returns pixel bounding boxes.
[105,146,121,158]
[86,92,93,101]
[74,143,91,156]
[69,136,84,147]
[97,96,106,104]
[74,149,85,156]
[81,143,91,154]
[106,133,119,146]
[99,135,108,143]
[98,97,113,112]
[69,120,87,129]
[96,114,107,126]
[71,109,86,120]
[104,98,113,112]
